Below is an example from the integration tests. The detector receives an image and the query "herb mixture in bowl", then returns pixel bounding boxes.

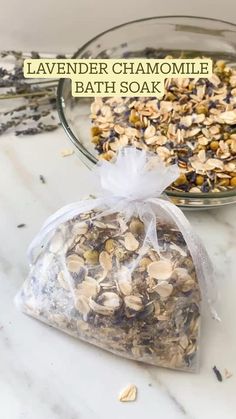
[90,59,236,194]
[57,16,236,207]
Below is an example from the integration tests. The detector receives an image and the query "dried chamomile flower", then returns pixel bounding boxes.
[129,218,145,235]
[83,249,99,264]
[105,238,116,253]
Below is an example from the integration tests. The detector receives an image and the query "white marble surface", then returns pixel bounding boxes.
[0,128,236,419]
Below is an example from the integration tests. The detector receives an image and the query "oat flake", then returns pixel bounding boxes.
[118,384,137,402]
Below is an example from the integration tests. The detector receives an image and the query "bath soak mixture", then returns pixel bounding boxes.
[17,211,201,371]
[90,59,236,193]
[16,148,214,372]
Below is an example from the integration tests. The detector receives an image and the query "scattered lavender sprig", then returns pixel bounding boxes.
[0,50,66,136]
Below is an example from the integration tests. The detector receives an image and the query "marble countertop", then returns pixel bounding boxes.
[1,128,236,419]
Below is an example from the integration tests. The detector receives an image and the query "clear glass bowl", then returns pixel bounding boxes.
[57,16,236,209]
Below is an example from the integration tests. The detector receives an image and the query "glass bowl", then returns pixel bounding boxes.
[57,16,236,209]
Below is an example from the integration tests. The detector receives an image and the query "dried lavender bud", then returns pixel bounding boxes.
[39,175,46,184]
[56,54,66,59]
[31,51,41,59]
[15,123,58,136]
[15,128,41,136]
[213,366,223,382]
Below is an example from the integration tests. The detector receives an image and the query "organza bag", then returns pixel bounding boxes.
[15,148,218,372]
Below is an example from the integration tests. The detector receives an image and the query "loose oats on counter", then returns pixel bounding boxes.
[90,59,236,193]
[16,148,216,372]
